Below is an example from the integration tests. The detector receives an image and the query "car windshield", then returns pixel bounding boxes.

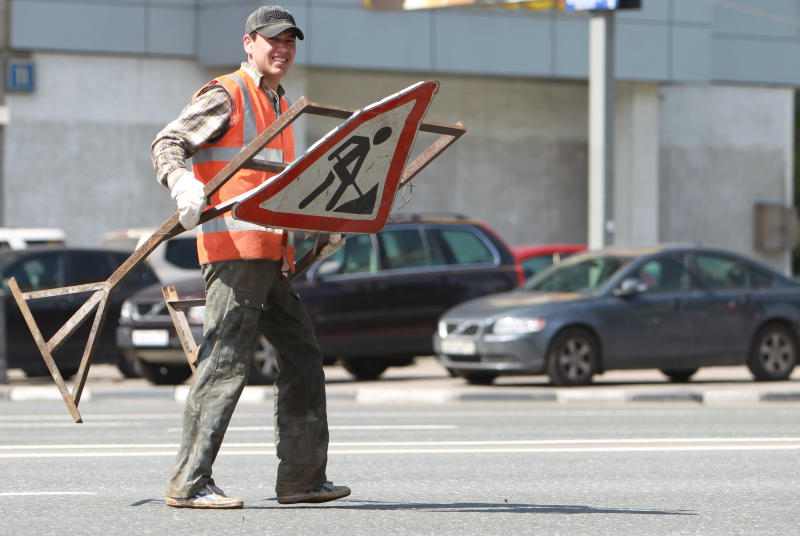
[523,254,633,293]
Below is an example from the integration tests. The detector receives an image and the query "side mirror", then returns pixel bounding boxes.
[613,277,647,297]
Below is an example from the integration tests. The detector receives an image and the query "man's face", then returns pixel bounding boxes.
[244,29,297,88]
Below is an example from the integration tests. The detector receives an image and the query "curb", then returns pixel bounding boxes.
[4,384,800,405]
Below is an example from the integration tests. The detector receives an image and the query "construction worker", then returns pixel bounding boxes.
[152,5,349,509]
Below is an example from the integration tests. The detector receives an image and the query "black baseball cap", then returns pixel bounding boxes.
[245,5,305,40]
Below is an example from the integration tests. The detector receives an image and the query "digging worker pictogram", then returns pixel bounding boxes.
[151,4,349,509]
[299,126,392,215]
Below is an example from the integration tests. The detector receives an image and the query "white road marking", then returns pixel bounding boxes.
[0,492,97,497]
[1,437,800,458]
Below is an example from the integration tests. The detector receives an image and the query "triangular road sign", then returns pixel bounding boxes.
[232,80,439,233]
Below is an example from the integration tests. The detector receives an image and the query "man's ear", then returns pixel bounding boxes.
[243,34,253,55]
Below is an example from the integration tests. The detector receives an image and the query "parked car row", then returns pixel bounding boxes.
[115,214,523,383]
[6,221,800,389]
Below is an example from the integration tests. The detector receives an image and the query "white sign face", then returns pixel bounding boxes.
[256,102,414,221]
[231,80,439,234]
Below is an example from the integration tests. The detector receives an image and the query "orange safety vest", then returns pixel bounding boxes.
[190,70,295,265]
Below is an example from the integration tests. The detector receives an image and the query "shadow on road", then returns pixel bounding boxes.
[131,498,695,516]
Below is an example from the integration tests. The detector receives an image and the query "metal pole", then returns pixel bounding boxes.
[0,293,7,384]
[588,10,615,248]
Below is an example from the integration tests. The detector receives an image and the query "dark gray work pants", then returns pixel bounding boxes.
[165,259,329,499]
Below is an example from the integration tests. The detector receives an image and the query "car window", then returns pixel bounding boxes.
[430,228,494,266]
[326,234,377,275]
[164,237,199,270]
[752,267,776,288]
[69,251,116,285]
[2,253,64,291]
[635,254,689,292]
[526,255,631,293]
[380,228,429,269]
[521,255,555,280]
[694,254,748,289]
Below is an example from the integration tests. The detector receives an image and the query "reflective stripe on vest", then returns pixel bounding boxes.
[190,71,295,264]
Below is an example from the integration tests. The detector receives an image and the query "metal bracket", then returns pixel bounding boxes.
[10,94,466,422]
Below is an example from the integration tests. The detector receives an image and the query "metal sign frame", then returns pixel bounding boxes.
[9,85,466,422]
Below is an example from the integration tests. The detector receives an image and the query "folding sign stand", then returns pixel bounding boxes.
[9,81,466,422]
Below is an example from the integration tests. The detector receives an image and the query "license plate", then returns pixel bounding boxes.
[441,338,476,356]
[131,329,170,347]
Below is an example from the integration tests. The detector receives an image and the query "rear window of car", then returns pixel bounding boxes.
[165,237,200,270]
[694,254,748,289]
[430,228,495,265]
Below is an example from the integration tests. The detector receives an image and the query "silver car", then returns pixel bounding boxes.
[434,245,800,386]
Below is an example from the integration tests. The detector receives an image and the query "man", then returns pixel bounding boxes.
[152,5,349,509]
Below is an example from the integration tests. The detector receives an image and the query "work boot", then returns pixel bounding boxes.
[166,482,244,509]
[277,481,351,504]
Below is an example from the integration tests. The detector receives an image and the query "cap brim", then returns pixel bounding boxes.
[256,23,304,40]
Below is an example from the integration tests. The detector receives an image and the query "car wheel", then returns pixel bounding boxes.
[249,336,279,385]
[660,368,697,383]
[460,372,498,385]
[116,353,141,379]
[747,323,798,381]
[135,358,192,385]
[546,327,600,386]
[342,358,389,381]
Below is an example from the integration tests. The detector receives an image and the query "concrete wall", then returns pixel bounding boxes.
[3,53,219,244]
[659,84,795,271]
[304,68,590,247]
[3,53,793,273]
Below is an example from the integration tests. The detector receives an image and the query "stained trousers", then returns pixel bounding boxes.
[165,259,329,499]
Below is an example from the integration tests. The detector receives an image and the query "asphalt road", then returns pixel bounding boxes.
[2,361,800,535]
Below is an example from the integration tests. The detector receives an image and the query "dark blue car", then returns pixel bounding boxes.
[435,245,800,386]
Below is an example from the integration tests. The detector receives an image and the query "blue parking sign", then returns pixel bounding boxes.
[6,60,35,92]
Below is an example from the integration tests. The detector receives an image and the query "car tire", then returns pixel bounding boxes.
[747,323,798,381]
[546,327,600,386]
[248,336,279,385]
[342,358,389,381]
[135,358,192,385]
[116,353,141,379]
[660,368,697,383]
[460,372,498,385]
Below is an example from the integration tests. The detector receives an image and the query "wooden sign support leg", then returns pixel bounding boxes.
[8,278,84,422]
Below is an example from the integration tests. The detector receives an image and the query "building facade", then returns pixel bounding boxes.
[4,0,798,271]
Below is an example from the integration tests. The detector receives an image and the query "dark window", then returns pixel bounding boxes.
[2,253,64,291]
[636,254,689,292]
[70,251,116,285]
[164,237,200,270]
[381,228,429,269]
[429,228,494,265]
[752,268,776,288]
[695,254,748,289]
[335,234,378,275]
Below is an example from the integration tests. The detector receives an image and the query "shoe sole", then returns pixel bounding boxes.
[277,488,351,505]
[165,497,243,509]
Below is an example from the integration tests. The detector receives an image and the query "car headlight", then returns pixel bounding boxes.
[491,316,546,336]
[438,320,449,338]
[120,300,135,321]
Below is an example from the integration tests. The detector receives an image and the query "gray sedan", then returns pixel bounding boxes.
[434,245,800,386]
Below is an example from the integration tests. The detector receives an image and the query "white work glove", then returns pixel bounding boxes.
[317,233,346,259]
[169,169,207,230]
